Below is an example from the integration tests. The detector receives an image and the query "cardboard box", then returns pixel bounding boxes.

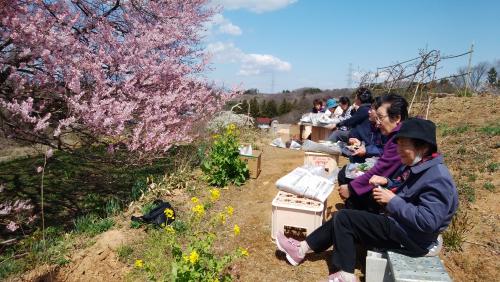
[303,151,339,174]
[310,126,331,142]
[271,191,326,241]
[239,150,262,179]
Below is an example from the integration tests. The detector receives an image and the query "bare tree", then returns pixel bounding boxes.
[469,61,490,92]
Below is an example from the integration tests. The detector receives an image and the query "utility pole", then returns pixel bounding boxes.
[465,42,474,95]
[271,71,275,94]
[347,63,353,89]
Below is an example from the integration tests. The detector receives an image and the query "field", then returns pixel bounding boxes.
[0,95,499,281]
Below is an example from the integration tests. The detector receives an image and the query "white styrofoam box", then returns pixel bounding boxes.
[366,251,392,282]
[271,191,325,241]
[304,151,339,174]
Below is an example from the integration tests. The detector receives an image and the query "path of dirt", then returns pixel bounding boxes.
[221,145,349,281]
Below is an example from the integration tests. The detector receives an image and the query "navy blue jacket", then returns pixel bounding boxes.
[337,103,370,129]
[349,119,385,163]
[386,155,459,248]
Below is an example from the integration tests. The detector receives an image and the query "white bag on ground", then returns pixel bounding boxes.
[275,166,335,202]
[289,140,302,150]
[302,140,341,155]
[270,137,286,148]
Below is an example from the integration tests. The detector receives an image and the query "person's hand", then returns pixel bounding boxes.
[338,184,350,200]
[348,138,361,146]
[369,175,388,187]
[352,144,366,156]
[373,187,396,205]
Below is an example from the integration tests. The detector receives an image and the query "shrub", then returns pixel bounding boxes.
[130,189,248,281]
[74,214,114,236]
[202,124,249,187]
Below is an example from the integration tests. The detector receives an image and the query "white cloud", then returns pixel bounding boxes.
[218,22,242,35]
[214,0,297,13]
[207,42,292,76]
[204,14,242,36]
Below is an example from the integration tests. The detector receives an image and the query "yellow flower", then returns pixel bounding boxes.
[191,197,199,204]
[134,259,144,268]
[209,188,220,202]
[189,250,199,264]
[164,226,175,233]
[212,134,220,139]
[217,212,226,225]
[239,247,249,257]
[233,224,240,236]
[164,208,175,219]
[210,279,220,282]
[225,206,234,216]
[192,204,205,217]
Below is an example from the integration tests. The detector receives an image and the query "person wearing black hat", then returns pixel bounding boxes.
[275,118,459,282]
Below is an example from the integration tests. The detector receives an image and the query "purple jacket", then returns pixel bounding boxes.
[349,124,402,196]
[387,155,459,247]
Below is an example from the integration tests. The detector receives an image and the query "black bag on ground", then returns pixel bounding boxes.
[131,199,175,226]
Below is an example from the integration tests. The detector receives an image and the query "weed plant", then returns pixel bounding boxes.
[202,124,249,187]
[443,209,473,252]
[73,214,114,236]
[129,189,248,281]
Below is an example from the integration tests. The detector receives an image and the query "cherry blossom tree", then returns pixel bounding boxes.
[0,0,232,156]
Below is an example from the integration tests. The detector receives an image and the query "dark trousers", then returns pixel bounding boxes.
[305,209,427,273]
[338,165,382,213]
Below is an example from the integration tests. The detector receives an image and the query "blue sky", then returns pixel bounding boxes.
[204,0,500,92]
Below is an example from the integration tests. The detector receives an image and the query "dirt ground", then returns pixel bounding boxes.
[12,95,500,281]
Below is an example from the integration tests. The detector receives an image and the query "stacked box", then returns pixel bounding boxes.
[310,126,331,142]
[239,150,262,179]
[303,151,339,174]
[271,191,325,241]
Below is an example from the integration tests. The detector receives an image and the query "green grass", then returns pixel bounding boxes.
[117,245,134,262]
[483,182,495,192]
[478,124,500,136]
[74,214,115,236]
[443,210,473,252]
[0,144,203,279]
[0,227,72,280]
[458,183,476,203]
[486,162,498,173]
[439,124,470,137]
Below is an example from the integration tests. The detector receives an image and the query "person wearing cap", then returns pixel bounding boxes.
[324,98,338,116]
[275,118,459,282]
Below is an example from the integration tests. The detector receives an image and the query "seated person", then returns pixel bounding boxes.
[324,98,338,116]
[311,99,322,113]
[328,87,373,143]
[333,96,353,128]
[337,94,408,209]
[276,118,459,282]
[347,96,385,163]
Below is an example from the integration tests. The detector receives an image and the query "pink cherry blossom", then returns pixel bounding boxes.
[1,1,234,156]
[6,221,19,232]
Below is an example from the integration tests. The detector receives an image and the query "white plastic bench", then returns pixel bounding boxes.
[366,250,452,282]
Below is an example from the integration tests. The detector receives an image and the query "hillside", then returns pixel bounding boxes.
[1,95,499,281]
